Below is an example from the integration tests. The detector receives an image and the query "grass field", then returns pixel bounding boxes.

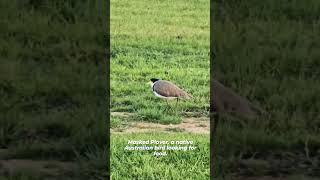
[110,0,210,122]
[0,1,107,179]
[110,0,210,179]
[2,0,319,179]
[213,0,320,179]
[111,133,209,180]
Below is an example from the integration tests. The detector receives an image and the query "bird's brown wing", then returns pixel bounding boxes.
[154,80,192,99]
[211,79,265,119]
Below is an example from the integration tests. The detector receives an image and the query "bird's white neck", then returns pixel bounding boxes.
[149,81,155,89]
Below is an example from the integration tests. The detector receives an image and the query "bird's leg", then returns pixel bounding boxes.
[163,100,170,112]
[167,100,172,110]
[175,98,179,108]
[173,98,179,114]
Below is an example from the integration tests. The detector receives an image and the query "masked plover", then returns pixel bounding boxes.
[211,79,266,151]
[149,78,192,110]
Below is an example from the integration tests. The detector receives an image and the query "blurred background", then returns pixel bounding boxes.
[213,0,320,179]
[0,1,108,179]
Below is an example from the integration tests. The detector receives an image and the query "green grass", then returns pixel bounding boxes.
[110,0,210,123]
[4,0,319,179]
[213,0,320,178]
[135,108,182,124]
[110,0,210,179]
[111,133,209,180]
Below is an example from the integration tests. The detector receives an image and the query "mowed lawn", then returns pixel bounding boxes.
[110,0,210,124]
[111,133,209,180]
[110,0,210,179]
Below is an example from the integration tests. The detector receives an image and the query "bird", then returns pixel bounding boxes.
[211,79,265,120]
[148,78,193,110]
[210,79,266,154]
[210,79,266,172]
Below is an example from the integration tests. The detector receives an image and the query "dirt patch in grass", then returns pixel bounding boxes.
[111,112,209,134]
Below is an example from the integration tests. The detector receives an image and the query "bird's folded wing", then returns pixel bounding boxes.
[154,81,190,99]
[211,79,265,119]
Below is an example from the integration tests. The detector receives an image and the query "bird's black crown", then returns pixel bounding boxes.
[150,78,159,83]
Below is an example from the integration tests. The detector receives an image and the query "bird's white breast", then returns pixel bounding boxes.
[153,91,177,100]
